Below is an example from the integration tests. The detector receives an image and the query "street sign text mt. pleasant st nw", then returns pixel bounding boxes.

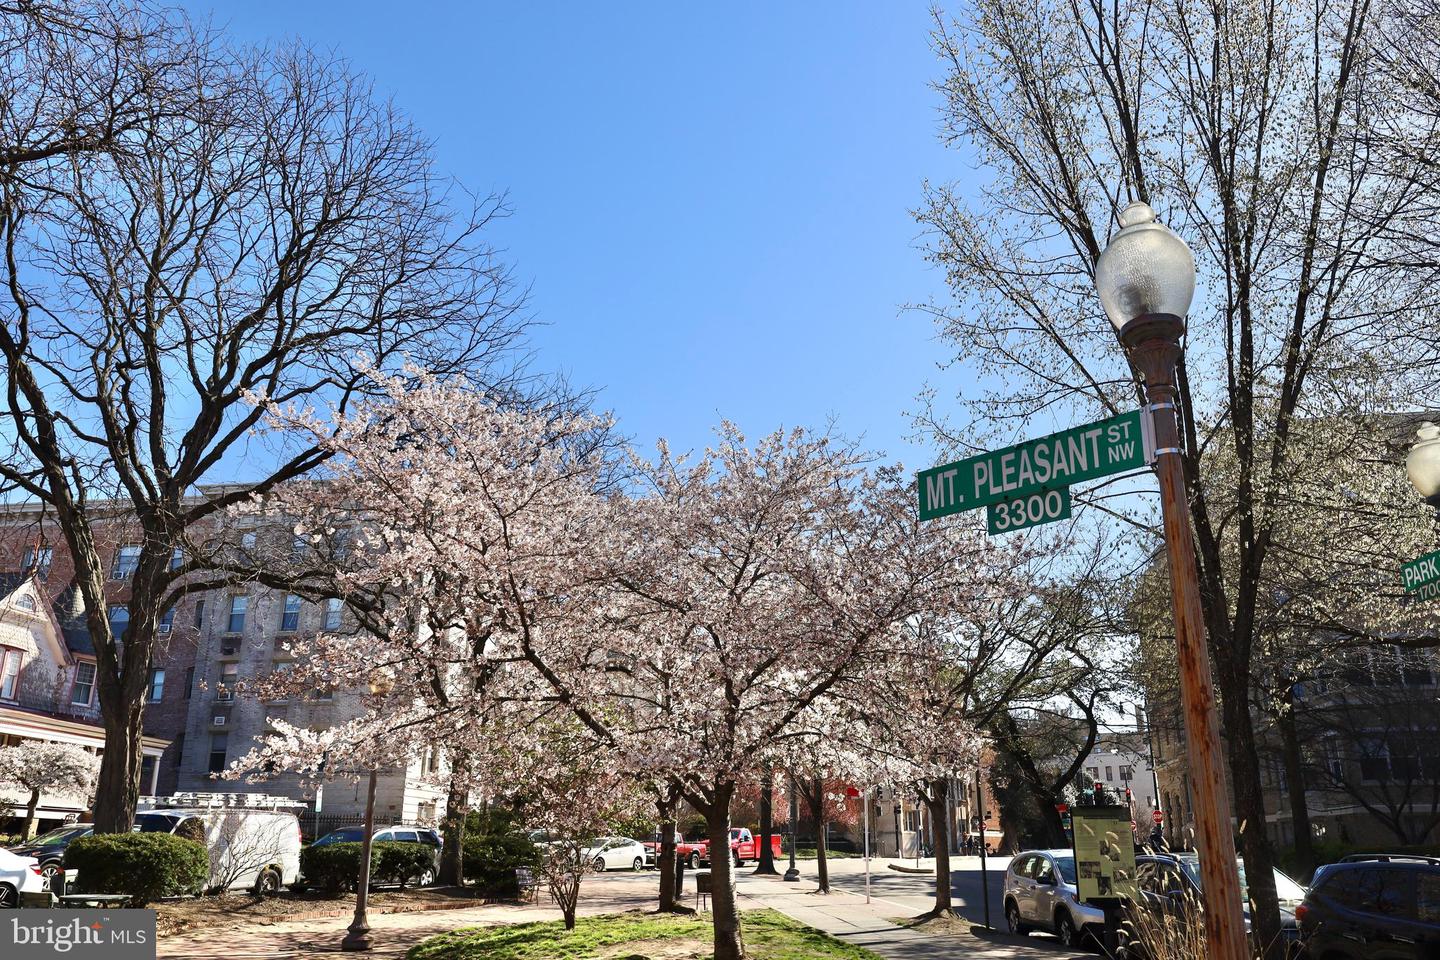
[917,410,1147,522]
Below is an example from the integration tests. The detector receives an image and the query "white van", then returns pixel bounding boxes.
[134,807,302,894]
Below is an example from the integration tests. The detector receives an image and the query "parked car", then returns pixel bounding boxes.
[126,807,302,894]
[4,824,93,882]
[1120,852,1305,958]
[0,848,52,908]
[581,837,650,872]
[309,825,441,886]
[1296,853,1440,959]
[1004,848,1105,948]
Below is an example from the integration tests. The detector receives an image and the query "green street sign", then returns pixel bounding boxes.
[917,410,1147,521]
[987,487,1072,534]
[1401,549,1440,593]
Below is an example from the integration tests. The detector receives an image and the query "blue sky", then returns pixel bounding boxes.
[184,2,975,469]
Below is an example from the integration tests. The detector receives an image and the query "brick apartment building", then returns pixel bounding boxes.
[0,500,445,835]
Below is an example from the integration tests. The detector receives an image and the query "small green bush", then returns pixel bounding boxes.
[65,834,208,904]
[462,808,541,897]
[301,841,436,894]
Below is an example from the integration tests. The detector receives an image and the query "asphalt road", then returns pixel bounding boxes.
[815,854,1083,951]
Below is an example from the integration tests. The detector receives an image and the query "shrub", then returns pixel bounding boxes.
[65,833,208,905]
[462,808,541,897]
[301,841,437,894]
[376,842,436,888]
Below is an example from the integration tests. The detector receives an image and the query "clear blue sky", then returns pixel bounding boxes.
[184,1,976,468]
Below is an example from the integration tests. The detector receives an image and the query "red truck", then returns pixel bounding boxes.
[651,827,785,869]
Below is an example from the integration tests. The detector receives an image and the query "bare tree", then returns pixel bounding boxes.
[0,2,525,831]
[919,1,1437,951]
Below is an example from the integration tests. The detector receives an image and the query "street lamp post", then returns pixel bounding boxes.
[1096,200,1248,960]
[1406,422,1440,528]
[341,672,394,952]
[783,771,800,881]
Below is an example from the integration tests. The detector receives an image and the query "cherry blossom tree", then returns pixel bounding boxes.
[225,364,614,884]
[0,741,101,838]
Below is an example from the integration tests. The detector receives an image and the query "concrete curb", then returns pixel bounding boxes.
[886,864,931,875]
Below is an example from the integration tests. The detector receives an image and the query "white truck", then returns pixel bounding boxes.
[134,794,303,894]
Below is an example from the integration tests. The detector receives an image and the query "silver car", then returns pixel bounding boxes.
[1003,848,1106,948]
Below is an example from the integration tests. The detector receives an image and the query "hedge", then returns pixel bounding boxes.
[300,841,435,893]
[462,808,541,897]
[65,834,208,904]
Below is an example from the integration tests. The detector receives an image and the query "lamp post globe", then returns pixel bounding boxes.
[1095,201,1196,334]
[1405,421,1440,510]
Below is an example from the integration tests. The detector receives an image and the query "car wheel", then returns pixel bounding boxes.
[593,857,606,872]
[253,868,282,896]
[733,851,743,867]
[1005,899,1030,936]
[689,852,701,870]
[631,856,644,872]
[39,862,61,882]
[0,883,16,909]
[416,868,436,887]
[1055,910,1078,949]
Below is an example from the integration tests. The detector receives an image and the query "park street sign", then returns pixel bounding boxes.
[1401,549,1440,595]
[918,410,1149,522]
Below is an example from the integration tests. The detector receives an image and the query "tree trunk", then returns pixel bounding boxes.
[809,778,829,894]
[24,787,41,839]
[1277,684,1314,876]
[657,795,678,912]
[92,697,145,833]
[754,770,777,875]
[1222,687,1286,960]
[437,752,470,887]
[699,782,744,960]
[923,780,955,916]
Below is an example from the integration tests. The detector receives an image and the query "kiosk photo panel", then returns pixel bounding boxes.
[1069,804,1137,904]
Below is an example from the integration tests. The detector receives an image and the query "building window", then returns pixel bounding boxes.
[193,599,205,630]
[217,663,238,701]
[324,598,343,631]
[22,545,53,579]
[241,532,256,551]
[14,593,35,611]
[1105,766,1113,781]
[1086,766,1099,782]
[108,605,129,640]
[291,535,307,558]
[183,666,194,700]
[111,544,141,580]
[71,662,96,705]
[208,733,228,774]
[0,647,22,699]
[146,667,165,703]
[227,596,247,633]
[1120,765,1132,781]
[169,547,184,571]
[158,607,175,634]
[280,594,301,632]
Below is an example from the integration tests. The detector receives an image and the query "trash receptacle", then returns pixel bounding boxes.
[695,870,712,896]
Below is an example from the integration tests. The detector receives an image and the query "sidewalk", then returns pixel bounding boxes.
[736,872,1090,960]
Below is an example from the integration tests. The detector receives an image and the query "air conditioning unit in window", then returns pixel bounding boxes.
[212,716,226,726]
[220,641,239,656]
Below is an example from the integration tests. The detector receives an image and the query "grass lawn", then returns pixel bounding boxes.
[406,908,883,960]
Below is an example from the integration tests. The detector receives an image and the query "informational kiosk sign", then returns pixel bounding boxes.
[917,410,1148,522]
[1070,805,1138,906]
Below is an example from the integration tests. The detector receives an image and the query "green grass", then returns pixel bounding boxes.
[793,846,863,860]
[405,909,883,960]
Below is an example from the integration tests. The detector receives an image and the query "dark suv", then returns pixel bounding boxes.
[1296,854,1440,959]
[5,825,93,882]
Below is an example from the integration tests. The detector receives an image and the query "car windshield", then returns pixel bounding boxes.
[316,828,367,845]
[1053,855,1078,884]
[27,826,89,847]
[1177,857,1306,902]
[133,814,180,833]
